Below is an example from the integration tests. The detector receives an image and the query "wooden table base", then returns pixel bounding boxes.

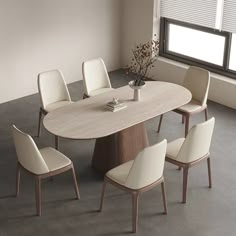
[92,123,149,174]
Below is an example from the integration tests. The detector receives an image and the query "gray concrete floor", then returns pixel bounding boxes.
[0,70,236,236]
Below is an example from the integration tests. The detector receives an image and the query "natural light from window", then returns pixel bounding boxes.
[168,24,226,66]
[229,34,236,71]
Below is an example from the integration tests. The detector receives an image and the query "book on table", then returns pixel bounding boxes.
[105,100,127,112]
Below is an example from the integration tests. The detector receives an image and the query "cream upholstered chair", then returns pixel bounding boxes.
[12,125,80,216]
[82,58,113,98]
[99,139,167,233]
[165,117,215,203]
[37,69,73,149]
[158,66,210,137]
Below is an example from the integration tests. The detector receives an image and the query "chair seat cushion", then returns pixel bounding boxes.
[166,138,185,160]
[88,88,114,96]
[45,101,73,112]
[40,147,71,172]
[177,99,203,113]
[106,161,134,186]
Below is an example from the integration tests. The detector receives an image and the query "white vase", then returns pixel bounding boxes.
[128,80,146,101]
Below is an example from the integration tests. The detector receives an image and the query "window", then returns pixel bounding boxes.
[229,34,236,71]
[168,24,226,66]
[160,18,236,79]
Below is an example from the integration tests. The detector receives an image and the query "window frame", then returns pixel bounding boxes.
[159,17,236,79]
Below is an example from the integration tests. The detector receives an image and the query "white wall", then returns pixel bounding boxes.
[121,0,154,67]
[0,0,121,104]
[121,0,236,109]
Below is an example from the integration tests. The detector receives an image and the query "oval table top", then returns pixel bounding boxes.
[44,81,192,140]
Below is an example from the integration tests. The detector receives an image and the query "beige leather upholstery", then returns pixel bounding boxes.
[106,160,134,185]
[82,58,113,97]
[88,87,114,96]
[39,147,71,172]
[12,125,71,175]
[177,99,202,113]
[166,117,215,163]
[157,66,210,137]
[180,66,210,112]
[106,139,167,190]
[166,138,185,160]
[44,101,73,112]
[38,70,72,112]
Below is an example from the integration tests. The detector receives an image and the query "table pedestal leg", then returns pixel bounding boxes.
[92,123,149,174]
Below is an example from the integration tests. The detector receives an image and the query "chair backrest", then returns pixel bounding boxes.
[12,125,49,175]
[125,139,167,190]
[176,117,215,163]
[183,66,210,106]
[82,58,111,96]
[38,70,71,109]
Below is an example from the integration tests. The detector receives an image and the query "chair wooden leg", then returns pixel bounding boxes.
[182,167,189,203]
[55,136,59,150]
[35,176,42,216]
[207,157,212,188]
[157,114,163,133]
[205,108,208,121]
[71,165,80,199]
[132,192,139,233]
[180,114,187,170]
[161,182,168,214]
[99,179,107,212]
[16,163,20,197]
[182,115,185,124]
[37,109,43,137]
[185,115,190,137]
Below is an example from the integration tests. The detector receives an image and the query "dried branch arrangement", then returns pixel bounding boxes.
[127,37,159,86]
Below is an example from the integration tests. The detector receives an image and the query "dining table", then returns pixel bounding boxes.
[43,81,192,174]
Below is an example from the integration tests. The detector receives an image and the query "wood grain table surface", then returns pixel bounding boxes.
[44,81,192,140]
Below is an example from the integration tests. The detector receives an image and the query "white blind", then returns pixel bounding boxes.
[160,0,218,29]
[222,0,236,33]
